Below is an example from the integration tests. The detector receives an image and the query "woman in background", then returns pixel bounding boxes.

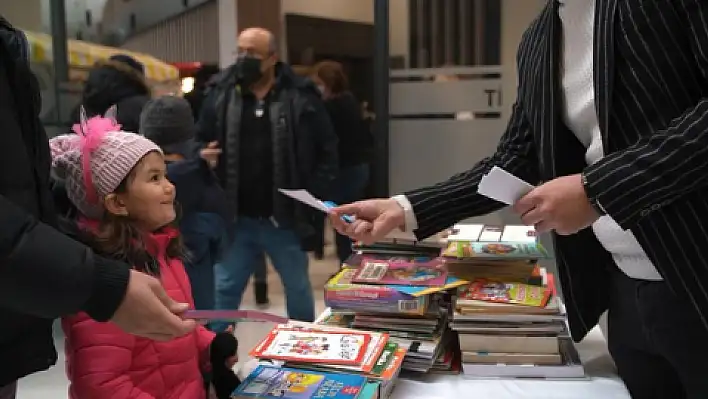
[311,61,374,263]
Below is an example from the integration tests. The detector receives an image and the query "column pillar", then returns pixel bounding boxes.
[217,0,238,68]
[373,0,390,197]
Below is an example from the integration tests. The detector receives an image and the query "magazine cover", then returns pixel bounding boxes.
[233,365,366,399]
[352,257,447,286]
[459,279,552,308]
[251,328,371,365]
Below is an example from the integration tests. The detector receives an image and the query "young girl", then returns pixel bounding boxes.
[50,108,235,399]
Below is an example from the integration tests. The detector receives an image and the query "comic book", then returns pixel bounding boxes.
[352,257,447,287]
[458,279,552,308]
[251,327,371,366]
[232,365,367,399]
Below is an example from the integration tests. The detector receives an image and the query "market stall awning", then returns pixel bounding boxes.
[24,30,179,82]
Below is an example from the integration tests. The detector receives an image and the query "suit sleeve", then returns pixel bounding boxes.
[582,0,708,229]
[63,317,156,399]
[0,195,130,321]
[302,92,339,199]
[406,101,540,239]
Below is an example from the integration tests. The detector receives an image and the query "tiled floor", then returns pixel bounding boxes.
[17,245,341,399]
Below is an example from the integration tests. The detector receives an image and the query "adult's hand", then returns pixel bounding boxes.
[512,174,600,235]
[111,270,197,341]
[329,199,406,244]
[200,141,221,168]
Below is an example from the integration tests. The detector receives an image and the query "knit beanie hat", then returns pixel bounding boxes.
[49,106,161,219]
[140,95,198,157]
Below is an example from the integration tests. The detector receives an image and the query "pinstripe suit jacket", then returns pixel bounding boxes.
[406,0,708,341]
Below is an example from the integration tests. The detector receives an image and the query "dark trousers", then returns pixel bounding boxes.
[253,252,267,283]
[607,267,708,399]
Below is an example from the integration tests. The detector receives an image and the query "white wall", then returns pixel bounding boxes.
[500,0,546,115]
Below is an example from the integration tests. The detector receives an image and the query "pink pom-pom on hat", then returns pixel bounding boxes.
[50,105,162,218]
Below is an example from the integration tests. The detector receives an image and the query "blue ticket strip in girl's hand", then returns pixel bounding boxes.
[322,201,355,223]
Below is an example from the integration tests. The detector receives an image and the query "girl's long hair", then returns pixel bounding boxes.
[80,170,185,276]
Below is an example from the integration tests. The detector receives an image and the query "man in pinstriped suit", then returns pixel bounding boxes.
[332,1,708,397]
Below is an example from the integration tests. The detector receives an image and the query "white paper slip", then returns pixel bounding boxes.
[278,189,331,213]
[477,166,535,205]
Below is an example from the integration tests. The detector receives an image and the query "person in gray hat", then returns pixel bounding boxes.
[140,96,232,320]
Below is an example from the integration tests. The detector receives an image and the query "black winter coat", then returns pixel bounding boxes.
[197,63,338,249]
[75,59,151,132]
[0,16,131,386]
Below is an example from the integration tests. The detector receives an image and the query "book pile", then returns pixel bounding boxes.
[232,322,405,399]
[316,233,464,374]
[443,224,585,379]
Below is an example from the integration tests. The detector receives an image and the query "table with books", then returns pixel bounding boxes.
[230,224,630,399]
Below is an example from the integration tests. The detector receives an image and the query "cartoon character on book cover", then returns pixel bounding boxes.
[237,366,366,398]
[280,335,330,357]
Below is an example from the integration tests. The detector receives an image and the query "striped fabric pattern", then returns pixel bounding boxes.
[50,131,162,218]
[405,0,708,340]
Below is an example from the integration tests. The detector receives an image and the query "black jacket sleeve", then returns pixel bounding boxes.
[300,91,339,200]
[196,89,219,144]
[0,195,130,321]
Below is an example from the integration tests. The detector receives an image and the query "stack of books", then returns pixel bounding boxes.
[443,224,585,379]
[232,322,405,398]
[317,236,464,374]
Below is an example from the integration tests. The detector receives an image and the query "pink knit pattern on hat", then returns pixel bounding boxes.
[50,118,162,219]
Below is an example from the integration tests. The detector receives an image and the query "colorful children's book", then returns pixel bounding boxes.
[324,268,430,315]
[458,279,552,308]
[251,327,371,366]
[287,328,389,374]
[442,224,549,260]
[232,365,367,399]
[352,257,447,287]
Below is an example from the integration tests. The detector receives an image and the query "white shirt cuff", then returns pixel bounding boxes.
[392,195,418,232]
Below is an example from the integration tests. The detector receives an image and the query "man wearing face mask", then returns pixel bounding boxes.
[197,27,338,330]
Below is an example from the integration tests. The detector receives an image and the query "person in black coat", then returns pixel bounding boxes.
[0,16,195,398]
[197,28,338,330]
[73,54,151,133]
[311,61,374,263]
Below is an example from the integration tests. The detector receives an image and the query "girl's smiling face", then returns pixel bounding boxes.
[104,151,176,231]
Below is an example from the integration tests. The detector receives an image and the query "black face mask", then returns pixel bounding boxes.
[237,56,263,85]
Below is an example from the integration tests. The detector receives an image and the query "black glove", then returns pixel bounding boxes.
[210,332,241,399]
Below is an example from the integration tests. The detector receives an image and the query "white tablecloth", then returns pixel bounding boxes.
[391,327,630,399]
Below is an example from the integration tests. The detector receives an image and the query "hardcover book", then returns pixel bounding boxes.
[232,365,367,399]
